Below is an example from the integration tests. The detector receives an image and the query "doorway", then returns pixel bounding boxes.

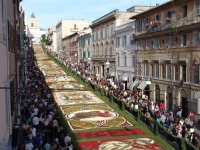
[144,85,150,99]
[155,84,160,102]
[182,97,188,118]
[168,93,173,111]
[124,81,127,90]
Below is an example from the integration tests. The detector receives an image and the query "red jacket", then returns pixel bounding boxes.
[160,103,165,109]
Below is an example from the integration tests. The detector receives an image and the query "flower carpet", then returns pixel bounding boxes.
[33,45,174,150]
[53,91,104,105]
[47,81,87,91]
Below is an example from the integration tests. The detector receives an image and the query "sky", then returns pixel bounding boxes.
[20,0,169,30]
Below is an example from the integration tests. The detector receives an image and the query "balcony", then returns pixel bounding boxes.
[135,16,200,37]
[92,55,116,61]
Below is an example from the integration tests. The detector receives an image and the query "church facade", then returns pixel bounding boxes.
[26,13,46,43]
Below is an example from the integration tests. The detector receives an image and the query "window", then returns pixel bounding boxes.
[136,20,142,31]
[166,36,172,48]
[166,63,172,79]
[181,64,186,81]
[198,32,200,45]
[137,62,141,75]
[198,2,200,15]
[166,11,173,19]
[100,29,103,39]
[130,34,134,45]
[118,55,120,66]
[161,64,166,79]
[123,36,126,46]
[1,0,5,23]
[183,5,187,18]
[145,62,149,76]
[153,38,160,49]
[83,51,86,58]
[74,24,77,30]
[132,55,135,67]
[144,18,149,29]
[155,14,161,21]
[79,40,82,46]
[136,40,141,50]
[111,24,114,36]
[145,40,149,50]
[83,40,85,46]
[96,31,98,40]
[88,51,90,58]
[106,46,109,56]
[181,34,186,46]
[155,62,159,78]
[31,23,34,27]
[116,37,120,47]
[124,55,127,66]
[88,39,90,45]
[105,28,108,38]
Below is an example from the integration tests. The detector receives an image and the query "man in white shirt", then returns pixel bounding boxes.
[160,113,166,125]
[25,140,34,150]
[32,115,39,130]
[64,134,71,146]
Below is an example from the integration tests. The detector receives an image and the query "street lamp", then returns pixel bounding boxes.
[105,60,110,66]
[146,78,151,84]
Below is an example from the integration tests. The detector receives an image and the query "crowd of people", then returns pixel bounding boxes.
[18,45,74,150]
[21,48,200,150]
[64,60,200,149]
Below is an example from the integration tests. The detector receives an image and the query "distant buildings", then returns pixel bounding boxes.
[26,13,46,43]
[55,20,89,54]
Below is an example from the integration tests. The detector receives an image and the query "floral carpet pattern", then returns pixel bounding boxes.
[47,81,87,91]
[34,45,167,150]
[53,91,104,105]
[60,104,132,130]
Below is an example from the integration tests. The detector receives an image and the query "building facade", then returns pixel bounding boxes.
[26,13,46,43]
[0,0,24,148]
[115,21,136,90]
[47,27,57,52]
[130,0,200,118]
[90,6,152,80]
[56,19,89,52]
[78,32,92,71]
[68,32,80,64]
[90,9,134,79]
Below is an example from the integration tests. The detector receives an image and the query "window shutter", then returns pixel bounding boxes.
[158,14,161,21]
[125,55,126,66]
[153,39,155,49]
[158,38,160,48]
[132,55,135,67]
[199,32,200,45]
[118,55,120,66]
[181,35,183,46]
[169,36,172,47]
[198,2,200,15]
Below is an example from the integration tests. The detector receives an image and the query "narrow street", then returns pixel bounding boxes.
[29,44,175,150]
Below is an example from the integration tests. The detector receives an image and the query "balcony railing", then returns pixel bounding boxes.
[135,16,200,36]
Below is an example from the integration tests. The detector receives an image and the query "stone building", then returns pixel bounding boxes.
[90,6,152,80]
[130,0,200,118]
[26,13,46,43]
